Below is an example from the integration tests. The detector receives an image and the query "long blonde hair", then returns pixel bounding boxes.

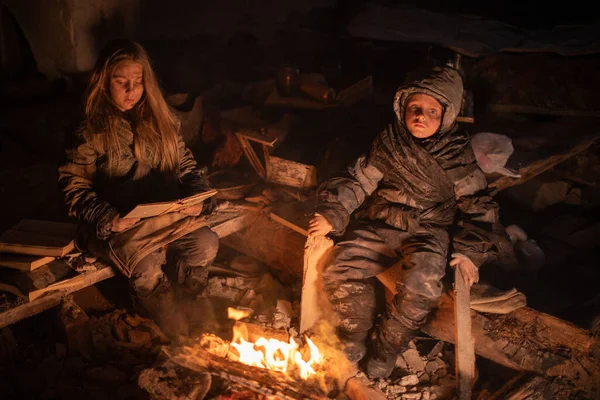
[84,39,179,173]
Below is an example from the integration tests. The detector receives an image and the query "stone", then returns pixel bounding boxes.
[402,349,426,372]
[399,374,419,386]
[388,385,407,395]
[396,354,409,369]
[401,392,422,400]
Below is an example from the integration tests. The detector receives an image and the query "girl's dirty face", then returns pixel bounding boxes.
[404,93,443,138]
[109,61,144,112]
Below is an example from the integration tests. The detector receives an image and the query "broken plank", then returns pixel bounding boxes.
[0,264,116,329]
[422,293,600,389]
[454,268,475,400]
[0,254,55,272]
[300,235,333,334]
[0,259,76,302]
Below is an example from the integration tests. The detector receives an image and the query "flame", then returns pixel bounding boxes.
[228,307,250,321]
[217,307,323,380]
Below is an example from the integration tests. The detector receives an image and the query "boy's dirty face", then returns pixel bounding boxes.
[109,60,144,112]
[404,93,443,138]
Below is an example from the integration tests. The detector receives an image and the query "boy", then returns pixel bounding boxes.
[309,63,499,378]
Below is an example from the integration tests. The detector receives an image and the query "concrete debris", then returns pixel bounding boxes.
[401,392,422,400]
[402,348,426,373]
[425,341,445,360]
[272,299,293,329]
[399,374,419,386]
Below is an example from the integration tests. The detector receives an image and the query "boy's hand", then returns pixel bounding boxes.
[111,215,140,232]
[308,213,333,237]
[179,202,203,216]
[449,253,479,288]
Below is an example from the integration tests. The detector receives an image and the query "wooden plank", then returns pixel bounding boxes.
[0,259,76,302]
[267,156,317,189]
[236,133,266,179]
[454,268,475,400]
[0,264,116,329]
[489,132,600,194]
[237,127,283,147]
[269,197,316,237]
[300,235,334,334]
[0,254,55,271]
[0,219,77,257]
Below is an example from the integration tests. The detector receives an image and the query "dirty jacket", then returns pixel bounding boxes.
[58,114,212,276]
[317,65,499,268]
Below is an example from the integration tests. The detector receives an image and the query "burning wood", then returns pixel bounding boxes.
[162,308,367,399]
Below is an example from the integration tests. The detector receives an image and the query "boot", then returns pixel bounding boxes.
[364,319,415,379]
[134,280,189,340]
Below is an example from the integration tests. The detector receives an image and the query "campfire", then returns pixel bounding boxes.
[161,307,351,400]
[223,307,323,380]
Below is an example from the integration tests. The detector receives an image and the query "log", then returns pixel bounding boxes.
[422,294,600,389]
[163,343,330,400]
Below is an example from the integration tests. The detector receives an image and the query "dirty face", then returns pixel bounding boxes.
[109,60,144,112]
[404,93,443,139]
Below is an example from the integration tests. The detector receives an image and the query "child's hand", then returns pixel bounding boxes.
[111,215,140,232]
[449,253,479,288]
[179,202,204,216]
[308,213,333,237]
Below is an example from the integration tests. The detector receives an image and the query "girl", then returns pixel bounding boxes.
[58,39,218,339]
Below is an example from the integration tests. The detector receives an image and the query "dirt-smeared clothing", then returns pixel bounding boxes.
[317,65,500,364]
[58,114,218,289]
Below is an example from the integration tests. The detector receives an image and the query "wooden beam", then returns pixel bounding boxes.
[488,132,600,194]
[422,294,600,389]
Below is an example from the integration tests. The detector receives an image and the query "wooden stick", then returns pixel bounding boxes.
[454,267,475,400]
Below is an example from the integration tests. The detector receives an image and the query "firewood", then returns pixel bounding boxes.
[163,344,331,400]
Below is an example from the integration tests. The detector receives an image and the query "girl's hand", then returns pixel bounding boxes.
[179,202,203,216]
[308,213,333,237]
[449,253,479,288]
[111,215,140,232]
